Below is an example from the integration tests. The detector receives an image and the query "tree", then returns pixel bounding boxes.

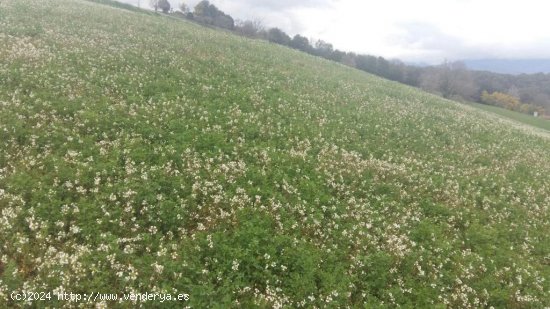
[266,28,291,46]
[150,0,159,12]
[376,57,390,77]
[193,0,211,17]
[235,19,264,38]
[355,54,378,73]
[421,61,477,100]
[290,35,311,53]
[384,59,406,83]
[329,49,345,62]
[193,1,235,30]
[341,52,357,68]
[213,14,234,29]
[150,0,170,13]
[402,66,422,87]
[481,91,521,110]
[158,0,170,13]
[313,40,333,58]
[179,2,189,13]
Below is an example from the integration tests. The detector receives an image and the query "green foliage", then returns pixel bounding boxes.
[480,90,545,118]
[266,28,291,46]
[481,91,520,110]
[1,0,549,308]
[193,0,234,30]
[150,0,170,13]
[468,102,550,132]
[290,35,311,53]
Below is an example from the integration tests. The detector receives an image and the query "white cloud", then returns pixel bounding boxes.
[117,0,550,63]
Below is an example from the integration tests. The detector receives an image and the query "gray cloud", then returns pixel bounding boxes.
[212,0,334,11]
[395,23,461,50]
[200,0,335,34]
[115,1,550,63]
[390,22,550,63]
[117,0,333,34]
[390,22,472,62]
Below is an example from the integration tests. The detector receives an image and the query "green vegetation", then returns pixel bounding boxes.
[1,0,549,308]
[469,102,550,132]
[480,90,544,118]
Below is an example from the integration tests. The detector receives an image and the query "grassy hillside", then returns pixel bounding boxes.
[467,102,550,132]
[1,0,549,307]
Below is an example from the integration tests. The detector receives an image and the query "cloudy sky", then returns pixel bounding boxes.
[119,0,550,64]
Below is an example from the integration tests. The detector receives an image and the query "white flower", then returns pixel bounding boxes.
[232,260,239,271]
[152,262,164,274]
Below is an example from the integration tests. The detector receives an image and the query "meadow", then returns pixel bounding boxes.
[466,102,550,132]
[1,0,549,307]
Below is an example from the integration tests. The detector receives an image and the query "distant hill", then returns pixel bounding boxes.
[464,59,550,75]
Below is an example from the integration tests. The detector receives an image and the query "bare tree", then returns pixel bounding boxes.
[179,2,189,13]
[235,19,264,38]
[421,61,477,100]
[150,0,158,11]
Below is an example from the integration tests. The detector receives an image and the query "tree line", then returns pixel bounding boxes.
[155,0,550,117]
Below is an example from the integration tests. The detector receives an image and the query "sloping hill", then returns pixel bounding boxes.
[464,58,550,75]
[1,0,549,307]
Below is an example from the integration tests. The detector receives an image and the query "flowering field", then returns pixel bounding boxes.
[1,0,549,307]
